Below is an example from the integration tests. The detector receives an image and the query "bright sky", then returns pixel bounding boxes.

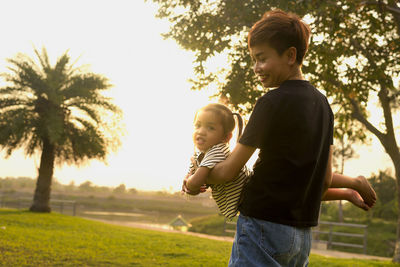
[0,1,397,192]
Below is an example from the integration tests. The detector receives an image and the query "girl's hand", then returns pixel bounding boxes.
[191,156,198,170]
[182,180,200,195]
[182,173,207,195]
[181,173,196,195]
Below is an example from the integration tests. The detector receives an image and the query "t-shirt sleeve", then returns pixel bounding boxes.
[239,97,273,148]
[199,145,227,169]
[327,99,334,145]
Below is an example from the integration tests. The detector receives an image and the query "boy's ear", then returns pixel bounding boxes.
[223,132,233,143]
[286,47,297,65]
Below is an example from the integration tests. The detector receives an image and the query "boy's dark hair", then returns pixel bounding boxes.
[248,9,311,65]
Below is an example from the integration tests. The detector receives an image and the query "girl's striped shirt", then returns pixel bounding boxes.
[188,143,251,219]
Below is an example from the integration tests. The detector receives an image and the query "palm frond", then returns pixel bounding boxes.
[0,84,32,97]
[1,75,38,94]
[44,52,71,95]
[56,119,107,165]
[54,51,70,75]
[34,47,51,74]
[0,98,34,113]
[69,104,102,126]
[0,108,37,156]
[5,57,47,95]
[24,132,41,156]
[62,73,111,100]
[68,94,120,114]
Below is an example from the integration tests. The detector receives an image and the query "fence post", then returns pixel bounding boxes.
[224,217,227,233]
[363,227,367,254]
[73,202,76,216]
[327,224,333,249]
[60,202,64,214]
[315,223,320,243]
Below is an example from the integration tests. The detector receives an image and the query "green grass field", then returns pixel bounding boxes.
[0,209,398,266]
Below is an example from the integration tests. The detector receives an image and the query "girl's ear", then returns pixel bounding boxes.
[223,132,233,143]
[286,47,297,65]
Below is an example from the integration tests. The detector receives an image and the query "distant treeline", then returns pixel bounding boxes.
[0,177,138,195]
[1,170,397,222]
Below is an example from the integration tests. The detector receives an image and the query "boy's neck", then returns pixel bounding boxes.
[286,67,304,81]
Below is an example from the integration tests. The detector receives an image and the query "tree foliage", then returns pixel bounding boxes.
[113,184,127,194]
[150,0,399,127]
[369,171,398,221]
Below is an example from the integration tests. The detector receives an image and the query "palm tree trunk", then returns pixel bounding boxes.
[30,138,55,212]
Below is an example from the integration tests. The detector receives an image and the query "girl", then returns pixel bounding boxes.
[183,103,376,219]
[185,103,249,219]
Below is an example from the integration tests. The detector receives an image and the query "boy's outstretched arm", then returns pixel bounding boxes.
[207,143,256,184]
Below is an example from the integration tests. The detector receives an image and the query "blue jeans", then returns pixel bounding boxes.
[229,214,311,267]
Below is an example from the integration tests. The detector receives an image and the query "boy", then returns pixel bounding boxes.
[183,9,375,266]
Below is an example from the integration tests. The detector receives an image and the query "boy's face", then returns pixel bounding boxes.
[250,43,294,88]
[193,110,227,153]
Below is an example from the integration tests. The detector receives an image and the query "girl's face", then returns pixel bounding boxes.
[193,110,227,152]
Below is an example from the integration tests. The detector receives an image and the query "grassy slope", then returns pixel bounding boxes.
[0,209,397,267]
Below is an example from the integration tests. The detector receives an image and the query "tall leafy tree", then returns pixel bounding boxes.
[369,171,398,221]
[150,0,400,260]
[0,48,121,212]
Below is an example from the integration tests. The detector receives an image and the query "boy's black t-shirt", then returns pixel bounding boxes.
[238,80,333,227]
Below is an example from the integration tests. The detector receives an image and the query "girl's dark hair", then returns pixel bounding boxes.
[248,9,311,65]
[196,103,243,142]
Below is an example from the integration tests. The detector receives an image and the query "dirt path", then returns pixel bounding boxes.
[86,218,391,262]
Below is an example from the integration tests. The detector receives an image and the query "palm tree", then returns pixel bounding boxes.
[0,47,122,212]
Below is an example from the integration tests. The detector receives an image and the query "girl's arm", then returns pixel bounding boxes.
[207,143,256,184]
[184,143,254,192]
[322,188,370,211]
[321,146,376,209]
[326,173,377,208]
[184,167,211,195]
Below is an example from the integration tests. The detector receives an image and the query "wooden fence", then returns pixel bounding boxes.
[224,217,236,234]
[312,220,367,254]
[0,196,77,216]
[224,218,368,254]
